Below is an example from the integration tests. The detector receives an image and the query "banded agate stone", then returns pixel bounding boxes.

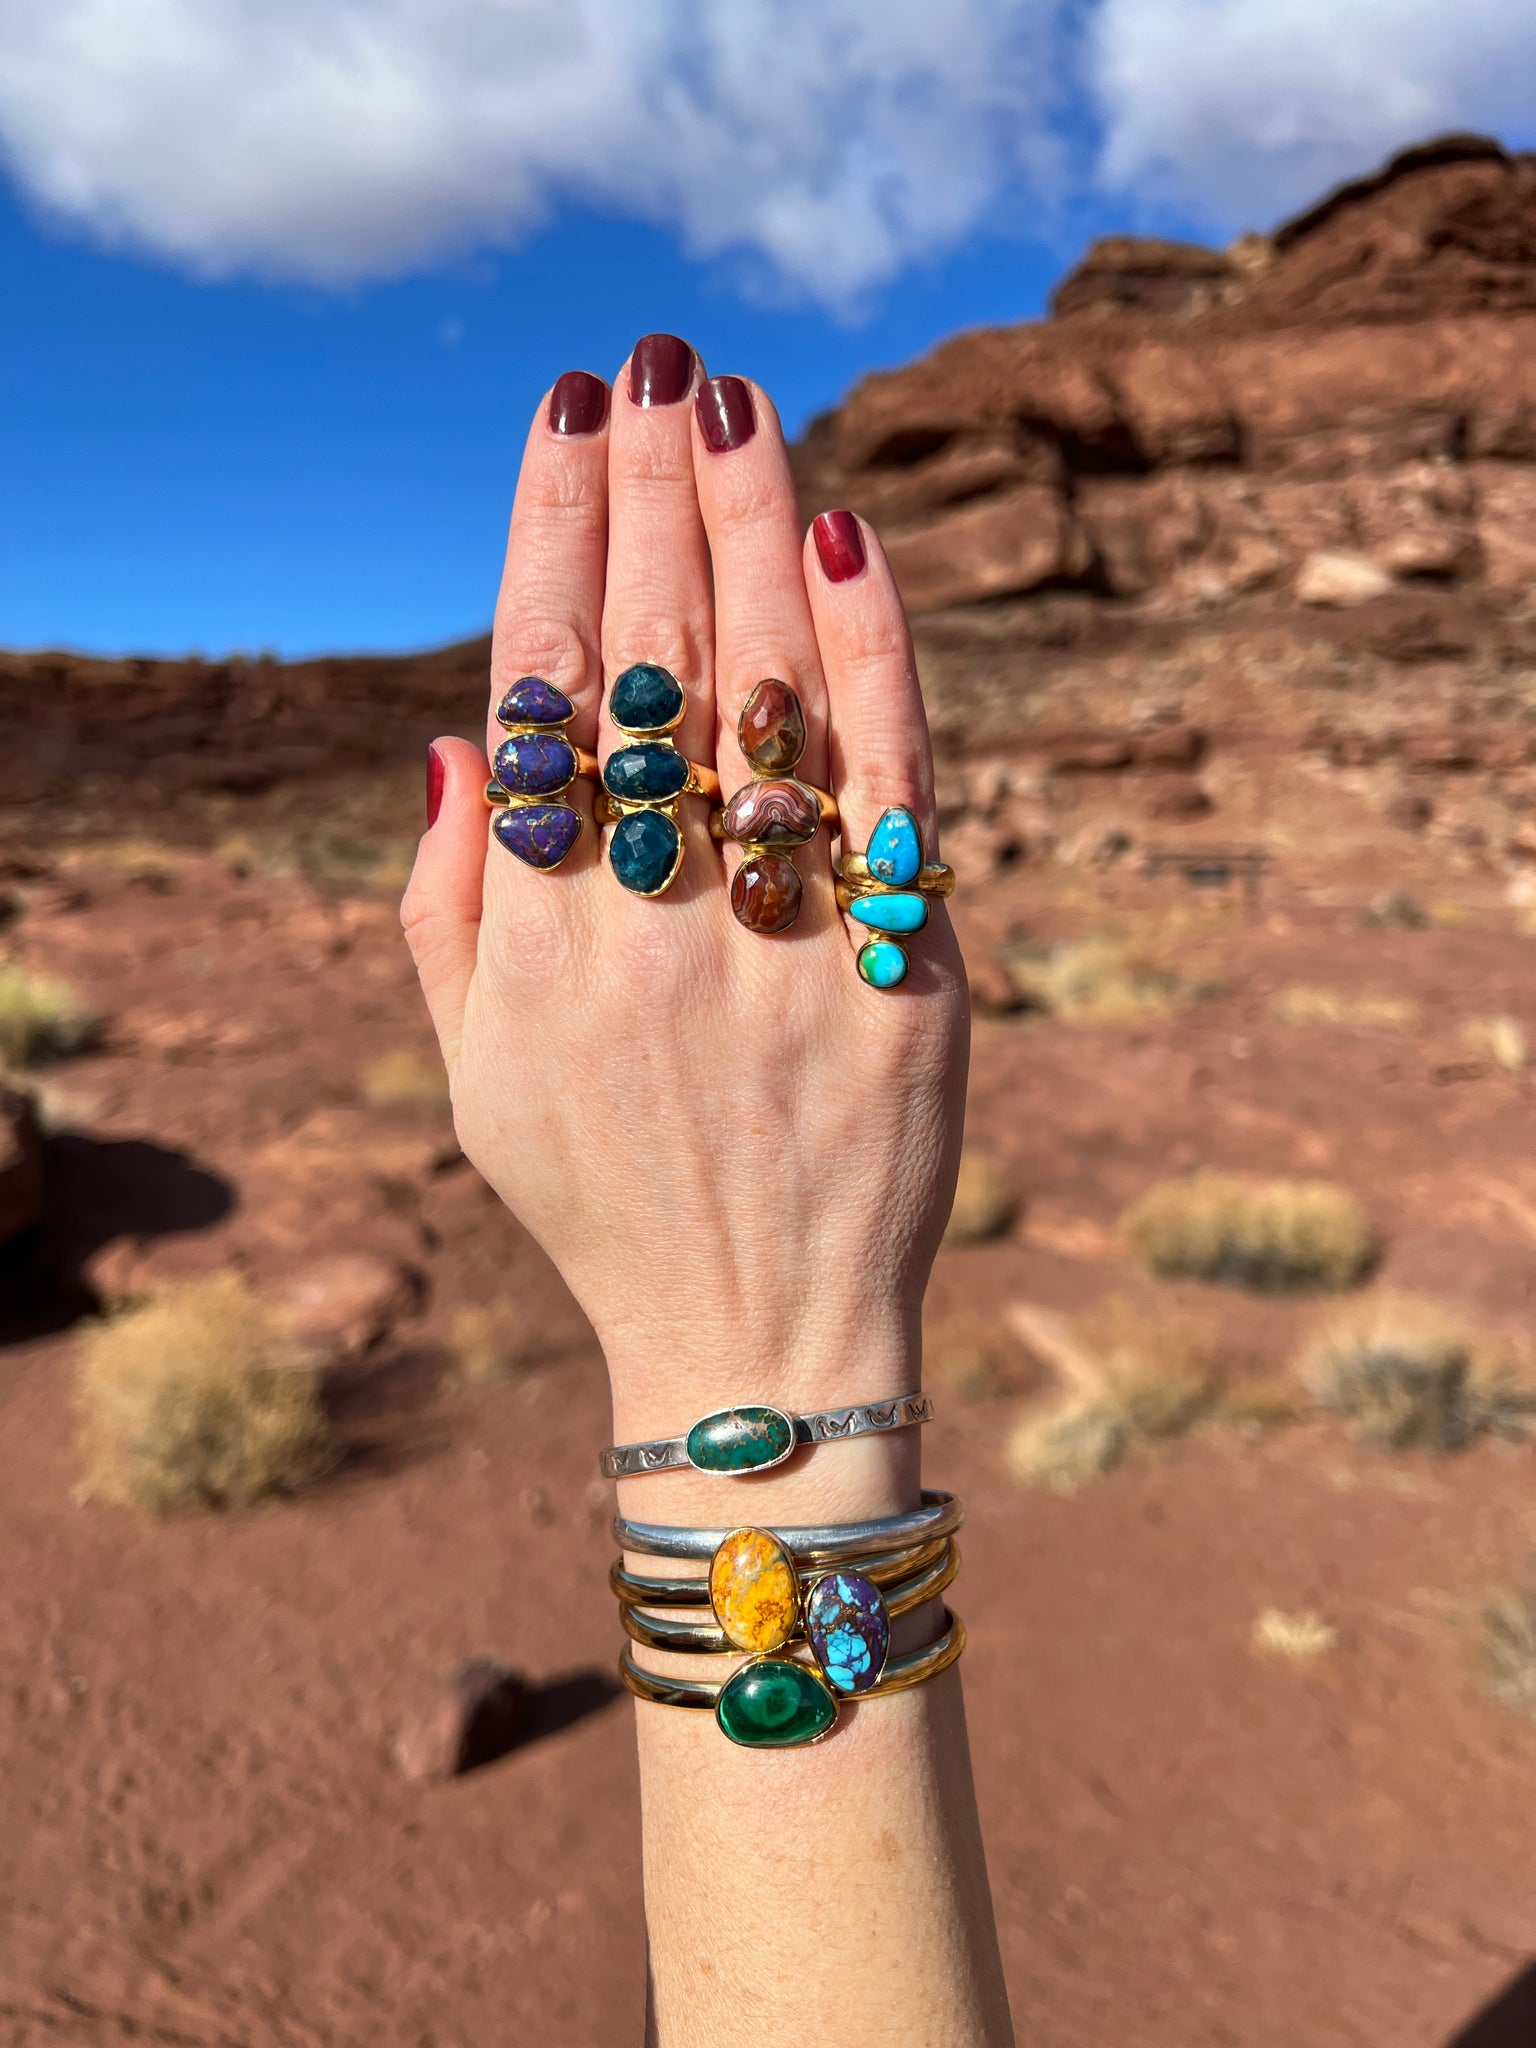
[709,1527,799,1653]
[731,854,802,934]
[719,779,819,847]
[687,1406,795,1472]
[737,679,807,775]
[805,1571,890,1695]
[716,1659,837,1748]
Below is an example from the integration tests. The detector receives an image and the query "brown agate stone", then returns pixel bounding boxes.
[720,777,820,847]
[731,853,803,934]
[738,679,806,774]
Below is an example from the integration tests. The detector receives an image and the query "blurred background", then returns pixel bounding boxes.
[5,5,1536,2043]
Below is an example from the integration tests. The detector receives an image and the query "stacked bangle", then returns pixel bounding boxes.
[610,1492,967,1748]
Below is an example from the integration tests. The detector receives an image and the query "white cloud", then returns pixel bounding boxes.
[0,0,1057,302]
[1090,0,1536,228]
[0,0,1533,303]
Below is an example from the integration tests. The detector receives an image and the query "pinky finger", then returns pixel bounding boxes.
[400,737,489,1082]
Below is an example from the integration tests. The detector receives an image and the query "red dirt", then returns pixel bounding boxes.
[6,135,1536,2045]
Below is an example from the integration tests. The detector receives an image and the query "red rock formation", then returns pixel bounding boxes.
[792,135,1536,615]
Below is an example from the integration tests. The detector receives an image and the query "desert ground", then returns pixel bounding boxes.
[5,137,1536,2045]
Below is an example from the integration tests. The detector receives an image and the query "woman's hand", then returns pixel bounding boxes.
[402,345,968,1457]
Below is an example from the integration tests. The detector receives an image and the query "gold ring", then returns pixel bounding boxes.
[608,1535,951,1610]
[485,676,595,871]
[838,855,955,897]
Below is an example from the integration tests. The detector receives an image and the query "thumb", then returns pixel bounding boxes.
[401,738,488,1083]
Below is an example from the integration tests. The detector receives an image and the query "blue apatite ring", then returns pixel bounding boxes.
[836,807,956,989]
[485,675,597,870]
[594,663,722,897]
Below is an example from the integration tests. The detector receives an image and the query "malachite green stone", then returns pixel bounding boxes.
[609,663,685,734]
[848,891,928,934]
[686,1406,795,1473]
[716,1658,838,1748]
[603,743,690,803]
[865,806,922,886]
[857,938,909,989]
[608,809,682,895]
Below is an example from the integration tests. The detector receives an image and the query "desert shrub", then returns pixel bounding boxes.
[1301,1294,1536,1452]
[1361,890,1429,930]
[1123,1172,1376,1293]
[1006,1297,1227,1490]
[1270,986,1422,1031]
[76,1273,334,1511]
[1461,1015,1528,1073]
[924,1308,1033,1400]
[1252,1609,1338,1659]
[1483,1595,1536,1714]
[0,964,99,1069]
[361,1047,451,1107]
[447,1299,539,1386]
[1001,936,1183,1025]
[942,1145,1017,1246]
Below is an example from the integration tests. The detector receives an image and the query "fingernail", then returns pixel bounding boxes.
[426,744,445,827]
[548,371,610,436]
[696,375,755,453]
[630,333,694,408]
[813,509,866,583]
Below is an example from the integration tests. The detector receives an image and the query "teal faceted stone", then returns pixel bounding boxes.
[610,663,685,734]
[608,809,682,894]
[716,1659,838,1748]
[686,1406,795,1473]
[857,938,909,990]
[848,892,928,934]
[866,807,922,886]
[604,744,689,803]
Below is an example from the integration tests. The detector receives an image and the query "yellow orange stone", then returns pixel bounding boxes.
[710,1528,799,1653]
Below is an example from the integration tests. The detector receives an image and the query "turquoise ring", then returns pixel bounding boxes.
[836,808,955,989]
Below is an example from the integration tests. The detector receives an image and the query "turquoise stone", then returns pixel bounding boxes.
[608,809,682,894]
[716,1659,837,1748]
[686,1406,795,1473]
[857,938,909,989]
[805,1571,891,1696]
[848,892,928,934]
[865,807,922,886]
[610,663,684,734]
[603,744,689,803]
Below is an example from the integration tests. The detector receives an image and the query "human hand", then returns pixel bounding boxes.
[402,340,968,1474]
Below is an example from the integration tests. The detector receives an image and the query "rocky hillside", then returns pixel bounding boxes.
[793,134,1536,616]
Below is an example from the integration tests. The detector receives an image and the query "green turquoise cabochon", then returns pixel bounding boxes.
[857,938,909,989]
[685,1406,796,1473]
[716,1659,838,1747]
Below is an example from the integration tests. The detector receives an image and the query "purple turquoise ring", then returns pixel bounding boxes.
[485,675,597,870]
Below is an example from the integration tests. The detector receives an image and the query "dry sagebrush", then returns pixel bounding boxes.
[1302,1294,1536,1452]
[76,1273,334,1511]
[1124,1172,1376,1293]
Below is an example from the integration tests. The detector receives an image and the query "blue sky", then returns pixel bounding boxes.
[2,0,1533,659]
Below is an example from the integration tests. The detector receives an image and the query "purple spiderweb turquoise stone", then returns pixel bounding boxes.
[492,803,582,869]
[805,1570,891,1696]
[493,734,577,796]
[497,676,574,728]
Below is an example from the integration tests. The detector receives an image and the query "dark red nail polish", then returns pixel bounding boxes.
[813,509,866,583]
[426,744,445,827]
[630,333,694,408]
[696,375,755,453]
[548,370,610,436]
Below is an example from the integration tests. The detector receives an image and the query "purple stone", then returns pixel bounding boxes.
[804,1571,890,1696]
[493,734,577,796]
[497,676,574,729]
[492,803,582,869]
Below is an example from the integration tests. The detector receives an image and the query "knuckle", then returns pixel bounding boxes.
[490,615,596,695]
[602,614,711,687]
